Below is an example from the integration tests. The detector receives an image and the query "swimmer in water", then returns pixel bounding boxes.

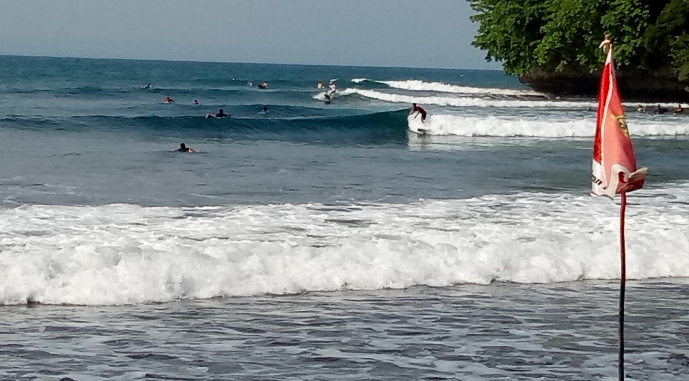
[163,96,174,104]
[176,143,196,152]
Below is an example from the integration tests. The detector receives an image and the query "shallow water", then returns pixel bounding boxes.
[3,282,689,380]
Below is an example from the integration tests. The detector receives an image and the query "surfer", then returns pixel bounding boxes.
[674,104,684,114]
[262,106,268,112]
[257,81,268,89]
[247,81,253,87]
[192,99,199,105]
[409,103,427,122]
[326,80,336,100]
[176,143,196,153]
[143,83,151,89]
[163,96,174,104]
[655,104,669,114]
[204,108,229,119]
[316,81,323,89]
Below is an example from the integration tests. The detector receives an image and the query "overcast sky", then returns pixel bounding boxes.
[0,0,500,69]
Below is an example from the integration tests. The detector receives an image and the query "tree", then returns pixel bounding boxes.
[469,0,547,74]
[469,0,687,82]
[645,0,689,80]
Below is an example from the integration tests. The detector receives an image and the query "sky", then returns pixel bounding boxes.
[0,0,500,70]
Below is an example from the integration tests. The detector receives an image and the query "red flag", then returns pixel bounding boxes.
[591,47,646,197]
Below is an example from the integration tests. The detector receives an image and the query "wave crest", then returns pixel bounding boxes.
[407,114,689,137]
[2,186,688,305]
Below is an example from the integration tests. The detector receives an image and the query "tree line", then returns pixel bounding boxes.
[469,0,689,82]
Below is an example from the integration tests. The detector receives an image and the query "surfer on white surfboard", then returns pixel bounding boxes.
[325,80,337,101]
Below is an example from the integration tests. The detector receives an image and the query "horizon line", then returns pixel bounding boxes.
[0,53,506,72]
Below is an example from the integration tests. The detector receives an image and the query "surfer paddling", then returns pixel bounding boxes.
[176,143,196,153]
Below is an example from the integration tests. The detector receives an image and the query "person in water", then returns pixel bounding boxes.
[192,99,199,105]
[177,143,196,153]
[247,81,253,87]
[215,108,229,117]
[262,106,268,112]
[164,96,174,104]
[257,81,268,89]
[143,83,151,89]
[655,104,669,114]
[326,80,337,99]
[674,104,684,114]
[409,103,427,122]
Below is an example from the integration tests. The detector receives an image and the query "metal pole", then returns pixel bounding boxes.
[618,192,627,380]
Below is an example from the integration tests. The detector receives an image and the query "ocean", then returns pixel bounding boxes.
[0,55,688,380]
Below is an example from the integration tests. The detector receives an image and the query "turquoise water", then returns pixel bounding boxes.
[1,55,688,380]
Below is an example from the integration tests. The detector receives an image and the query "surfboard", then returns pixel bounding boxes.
[407,112,428,135]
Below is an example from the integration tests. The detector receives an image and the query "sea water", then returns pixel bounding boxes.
[1,55,688,380]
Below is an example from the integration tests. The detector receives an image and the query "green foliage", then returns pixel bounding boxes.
[469,0,688,81]
[469,0,547,74]
[646,0,689,80]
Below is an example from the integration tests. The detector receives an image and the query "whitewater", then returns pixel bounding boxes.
[2,186,689,305]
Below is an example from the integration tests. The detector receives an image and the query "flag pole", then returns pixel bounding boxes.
[618,192,627,380]
[593,33,647,379]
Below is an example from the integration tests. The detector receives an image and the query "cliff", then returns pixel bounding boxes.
[518,65,689,102]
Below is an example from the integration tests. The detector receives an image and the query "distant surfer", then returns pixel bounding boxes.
[204,108,230,118]
[409,103,427,122]
[164,96,174,104]
[655,104,669,114]
[247,81,253,87]
[143,83,151,89]
[176,143,196,153]
[316,81,323,89]
[674,104,684,114]
[262,106,268,112]
[192,99,199,105]
[325,80,336,100]
[257,81,268,89]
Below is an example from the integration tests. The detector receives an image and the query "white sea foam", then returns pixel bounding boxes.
[1,185,688,305]
[312,91,329,101]
[379,80,544,97]
[339,88,595,108]
[407,114,689,137]
[347,80,685,108]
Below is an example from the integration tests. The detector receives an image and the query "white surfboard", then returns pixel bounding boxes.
[407,112,428,135]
